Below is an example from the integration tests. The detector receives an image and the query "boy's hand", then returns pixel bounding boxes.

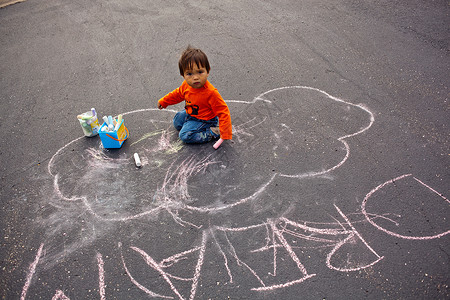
[157,102,164,109]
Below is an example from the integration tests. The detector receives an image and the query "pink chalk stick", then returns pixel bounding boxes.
[213,138,224,149]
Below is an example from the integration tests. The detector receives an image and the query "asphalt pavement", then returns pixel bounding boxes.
[1,0,449,299]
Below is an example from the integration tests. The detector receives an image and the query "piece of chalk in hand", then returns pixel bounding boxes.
[134,153,142,167]
[213,138,224,149]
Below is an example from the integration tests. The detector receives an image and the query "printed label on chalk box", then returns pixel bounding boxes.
[117,122,126,141]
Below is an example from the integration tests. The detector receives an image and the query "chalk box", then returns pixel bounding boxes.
[98,120,128,149]
[78,111,100,137]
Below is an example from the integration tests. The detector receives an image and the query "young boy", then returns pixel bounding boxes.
[157,46,232,145]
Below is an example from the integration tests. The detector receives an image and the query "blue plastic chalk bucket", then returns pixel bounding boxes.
[98,120,129,149]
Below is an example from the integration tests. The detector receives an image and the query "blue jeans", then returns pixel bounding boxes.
[173,110,220,144]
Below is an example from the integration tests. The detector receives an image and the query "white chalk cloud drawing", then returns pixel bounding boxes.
[22,86,448,299]
[48,86,374,222]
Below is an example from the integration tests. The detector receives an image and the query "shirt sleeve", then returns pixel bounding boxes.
[210,90,233,140]
[158,83,186,108]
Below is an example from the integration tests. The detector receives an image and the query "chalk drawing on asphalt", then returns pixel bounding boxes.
[19,86,449,299]
[48,86,374,223]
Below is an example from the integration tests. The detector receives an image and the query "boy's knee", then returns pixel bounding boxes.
[179,129,210,144]
[173,111,186,131]
[174,121,183,131]
[179,130,191,143]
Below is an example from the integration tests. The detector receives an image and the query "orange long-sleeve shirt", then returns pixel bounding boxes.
[158,80,232,140]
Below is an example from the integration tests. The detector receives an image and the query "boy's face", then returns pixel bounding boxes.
[182,63,209,89]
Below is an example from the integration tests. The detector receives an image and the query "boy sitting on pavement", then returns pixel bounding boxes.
[158,46,232,147]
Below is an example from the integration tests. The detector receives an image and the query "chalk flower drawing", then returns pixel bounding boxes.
[25,86,448,299]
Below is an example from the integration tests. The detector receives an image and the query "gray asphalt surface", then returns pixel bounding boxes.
[1,0,449,299]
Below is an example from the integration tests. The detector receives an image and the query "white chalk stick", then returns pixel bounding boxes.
[133,153,141,167]
[213,138,224,149]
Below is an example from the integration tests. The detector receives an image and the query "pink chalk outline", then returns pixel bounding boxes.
[362,174,450,240]
[51,290,70,300]
[119,204,389,297]
[21,243,44,300]
[97,253,106,300]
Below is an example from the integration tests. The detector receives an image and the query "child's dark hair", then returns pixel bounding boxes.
[178,46,211,76]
